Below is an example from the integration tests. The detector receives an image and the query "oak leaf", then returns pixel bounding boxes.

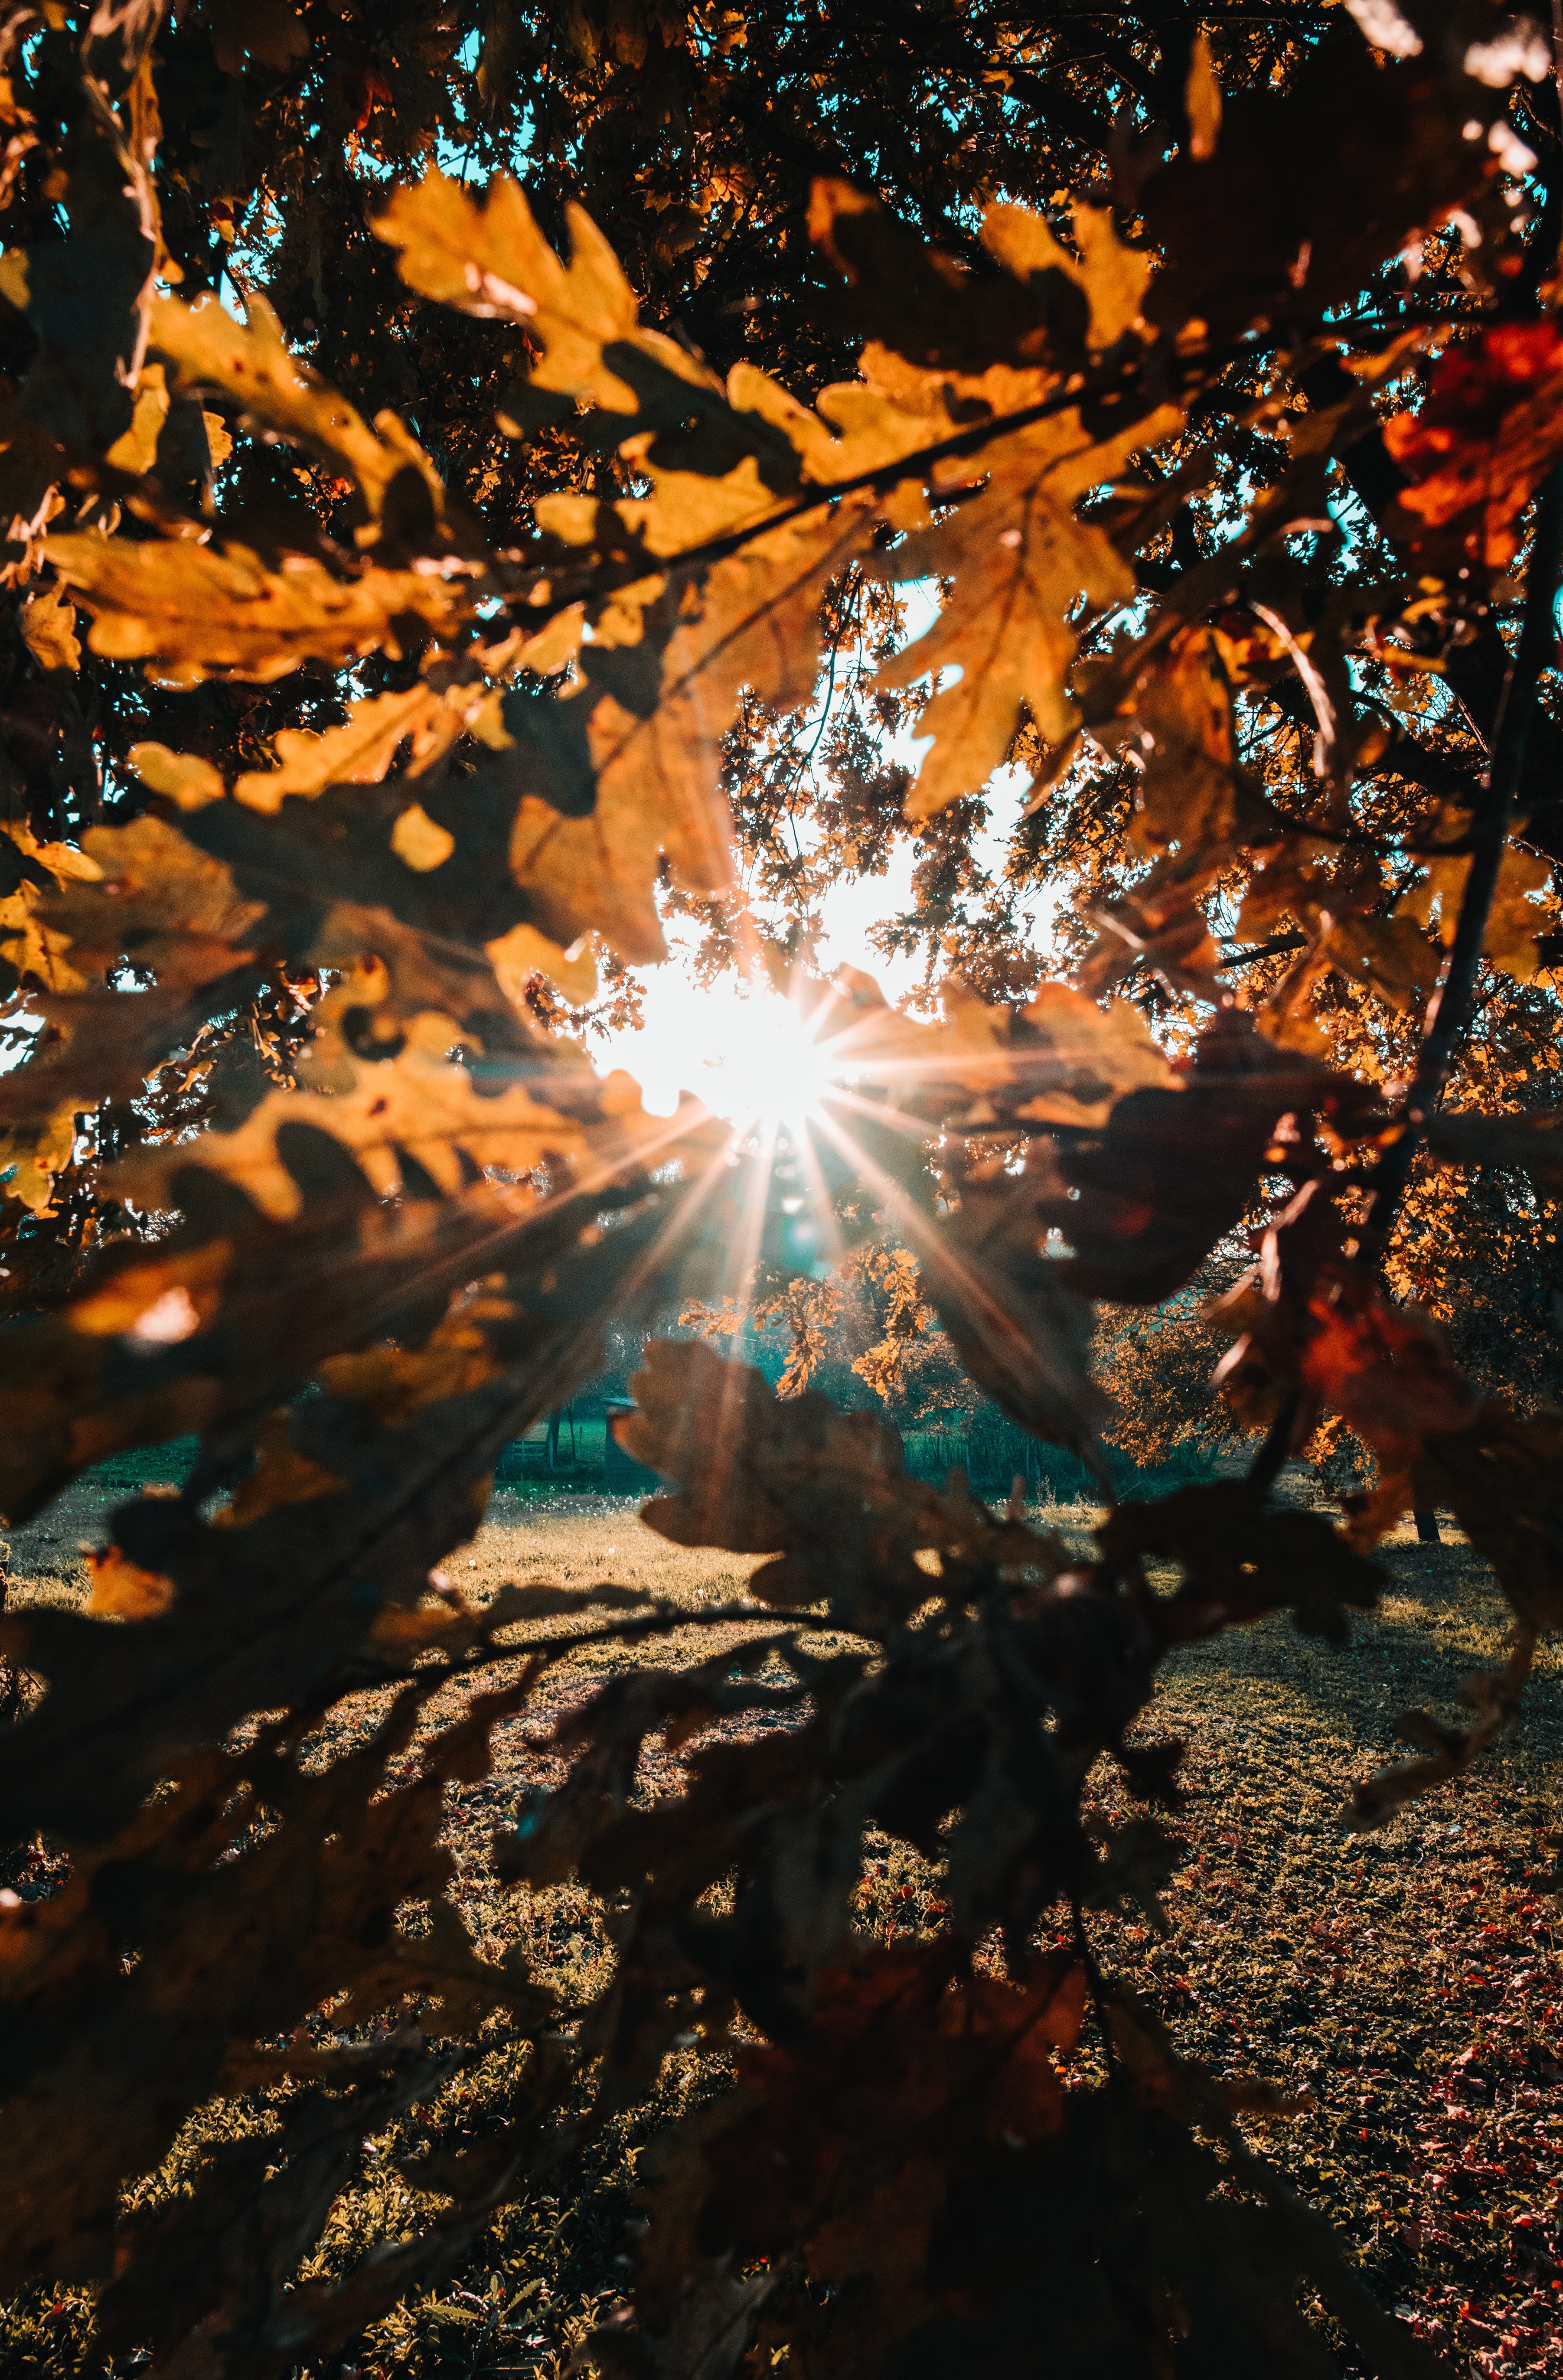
[373,170,879,961]
[1318,912,1439,1013]
[873,398,1181,816]
[231,686,451,811]
[84,1546,177,1619]
[102,357,169,477]
[0,1100,79,1212]
[823,968,1176,1134]
[917,1152,1104,1453]
[126,742,225,810]
[1043,1010,1327,1302]
[498,501,874,961]
[808,179,1148,371]
[1383,320,1563,570]
[110,1011,597,1221]
[1401,837,1558,984]
[19,582,80,673]
[389,802,455,872]
[0,819,105,996]
[1088,630,1241,858]
[150,289,444,527]
[374,167,805,521]
[485,918,597,1007]
[37,816,265,994]
[622,1338,1064,1620]
[46,532,470,686]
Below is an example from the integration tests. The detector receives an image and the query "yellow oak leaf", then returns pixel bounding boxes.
[1485,845,1558,981]
[233,686,446,811]
[38,816,265,994]
[0,1099,79,1211]
[215,1413,345,1528]
[827,968,1176,1132]
[0,896,86,992]
[318,1315,507,1427]
[876,397,1181,819]
[109,1011,593,1220]
[8,824,107,887]
[103,360,170,478]
[371,167,713,423]
[0,821,103,993]
[129,742,225,809]
[1089,630,1240,857]
[390,801,455,871]
[513,605,583,677]
[504,495,876,961]
[980,198,1154,351]
[134,685,503,819]
[19,581,80,673]
[150,291,442,523]
[485,919,597,1007]
[45,533,470,686]
[1402,841,1557,984]
[1319,914,1439,1013]
[1010,983,1180,1125]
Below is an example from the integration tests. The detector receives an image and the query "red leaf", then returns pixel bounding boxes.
[1384,321,1563,569]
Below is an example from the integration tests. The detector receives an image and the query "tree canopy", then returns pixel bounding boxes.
[1,1,1561,2374]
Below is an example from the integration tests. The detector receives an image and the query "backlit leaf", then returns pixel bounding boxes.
[873,403,1180,818]
[19,581,80,672]
[110,1010,602,1220]
[0,1100,79,1212]
[372,168,716,430]
[1383,321,1563,570]
[45,533,471,685]
[127,741,225,810]
[37,816,265,993]
[151,289,445,526]
[231,686,450,811]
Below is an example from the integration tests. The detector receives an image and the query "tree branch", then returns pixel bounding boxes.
[1362,462,1563,1260]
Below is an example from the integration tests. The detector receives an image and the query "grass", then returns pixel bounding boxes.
[2,1481,1561,2378]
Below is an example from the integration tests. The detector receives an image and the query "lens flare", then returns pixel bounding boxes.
[602,973,843,1130]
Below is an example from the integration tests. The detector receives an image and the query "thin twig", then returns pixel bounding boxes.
[1215,931,1309,971]
[503,320,1345,625]
[1242,475,1563,1486]
[1245,1388,1299,1491]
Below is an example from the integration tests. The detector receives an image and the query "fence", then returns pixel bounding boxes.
[902,1414,1220,1502]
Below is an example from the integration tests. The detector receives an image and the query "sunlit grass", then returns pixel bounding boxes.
[4,1494,1559,2378]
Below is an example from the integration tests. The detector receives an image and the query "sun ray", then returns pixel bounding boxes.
[804,1093,1108,1472]
[598,967,849,1134]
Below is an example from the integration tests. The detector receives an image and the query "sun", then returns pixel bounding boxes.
[707,984,843,1130]
[598,969,844,1132]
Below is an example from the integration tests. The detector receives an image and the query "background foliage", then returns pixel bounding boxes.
[1,1,1562,2374]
